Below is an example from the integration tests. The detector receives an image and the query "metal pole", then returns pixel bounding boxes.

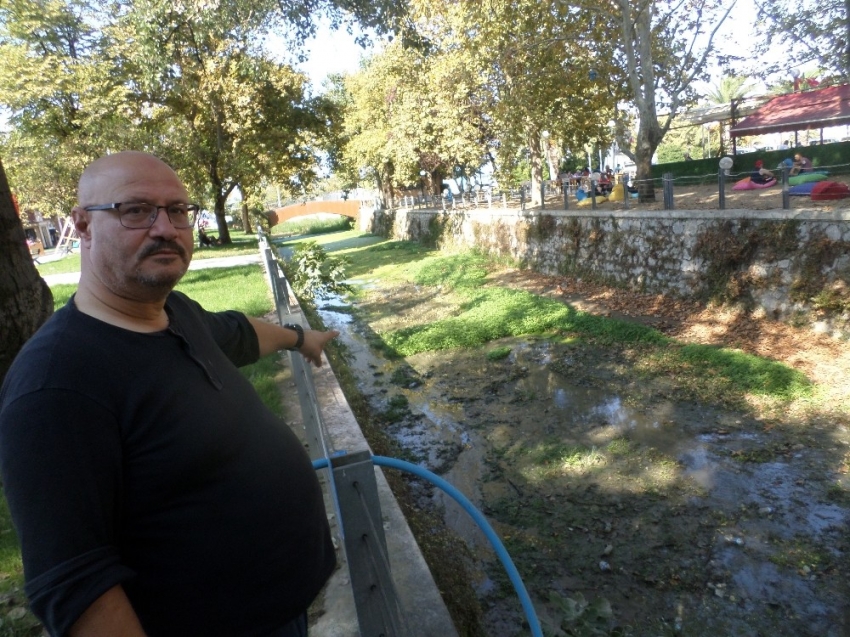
[590,179,597,210]
[718,168,726,210]
[563,184,569,210]
[782,164,790,210]
[623,173,629,211]
[663,172,674,210]
[540,179,545,210]
[520,186,525,211]
[332,451,406,637]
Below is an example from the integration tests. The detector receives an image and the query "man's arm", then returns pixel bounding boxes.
[68,586,147,637]
[246,317,339,367]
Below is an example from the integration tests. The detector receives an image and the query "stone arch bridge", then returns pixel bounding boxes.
[270,199,362,226]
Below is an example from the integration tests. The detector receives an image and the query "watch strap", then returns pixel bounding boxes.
[283,323,304,351]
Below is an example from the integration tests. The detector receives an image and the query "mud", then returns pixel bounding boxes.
[317,295,849,637]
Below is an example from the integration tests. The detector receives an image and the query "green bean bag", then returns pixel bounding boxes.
[788,172,828,186]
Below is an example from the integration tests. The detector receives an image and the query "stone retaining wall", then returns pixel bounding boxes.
[364,207,850,337]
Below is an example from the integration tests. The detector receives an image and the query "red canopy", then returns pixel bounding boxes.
[730,84,850,137]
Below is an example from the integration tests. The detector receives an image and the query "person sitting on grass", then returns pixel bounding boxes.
[750,159,775,185]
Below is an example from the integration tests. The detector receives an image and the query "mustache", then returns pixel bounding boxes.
[139,240,188,260]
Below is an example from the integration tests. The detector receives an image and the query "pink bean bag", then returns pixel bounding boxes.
[733,177,777,190]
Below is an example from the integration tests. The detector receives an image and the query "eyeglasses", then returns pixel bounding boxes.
[84,202,200,229]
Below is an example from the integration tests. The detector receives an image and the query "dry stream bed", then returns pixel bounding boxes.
[313,273,849,637]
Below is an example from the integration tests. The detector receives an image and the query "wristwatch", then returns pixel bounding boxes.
[283,323,304,351]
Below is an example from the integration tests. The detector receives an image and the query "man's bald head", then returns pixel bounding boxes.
[78,151,184,207]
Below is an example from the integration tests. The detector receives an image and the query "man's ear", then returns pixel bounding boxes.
[70,206,92,244]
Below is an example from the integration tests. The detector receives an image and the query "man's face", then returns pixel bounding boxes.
[74,154,195,302]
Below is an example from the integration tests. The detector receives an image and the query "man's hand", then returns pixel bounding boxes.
[298,328,340,367]
[247,317,339,367]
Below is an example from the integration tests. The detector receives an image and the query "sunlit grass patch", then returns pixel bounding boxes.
[35,252,80,276]
[636,340,813,406]
[177,265,272,315]
[50,284,77,310]
[337,239,434,280]
[191,233,259,260]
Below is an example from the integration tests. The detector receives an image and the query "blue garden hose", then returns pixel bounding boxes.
[312,455,543,637]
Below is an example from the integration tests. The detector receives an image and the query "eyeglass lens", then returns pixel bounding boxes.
[119,203,197,228]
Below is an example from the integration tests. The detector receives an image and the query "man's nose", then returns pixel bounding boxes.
[148,207,180,236]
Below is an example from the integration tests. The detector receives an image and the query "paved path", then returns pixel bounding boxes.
[42,254,262,287]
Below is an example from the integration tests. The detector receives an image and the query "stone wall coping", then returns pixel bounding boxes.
[402,206,850,223]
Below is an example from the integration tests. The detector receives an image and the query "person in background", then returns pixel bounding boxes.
[684,152,693,161]
[0,151,338,637]
[750,159,775,184]
[790,153,813,176]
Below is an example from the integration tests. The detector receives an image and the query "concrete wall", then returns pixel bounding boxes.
[365,206,850,338]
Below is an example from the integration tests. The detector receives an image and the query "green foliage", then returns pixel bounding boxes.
[287,241,351,301]
[486,346,512,361]
[542,591,617,637]
[755,0,847,79]
[344,246,813,404]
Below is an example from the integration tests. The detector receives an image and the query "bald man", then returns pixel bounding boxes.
[0,152,338,636]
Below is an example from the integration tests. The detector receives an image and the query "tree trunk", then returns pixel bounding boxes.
[529,132,544,206]
[634,122,659,202]
[0,158,53,386]
[241,202,250,235]
[214,192,232,244]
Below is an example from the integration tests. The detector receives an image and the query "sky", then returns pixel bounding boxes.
[294,19,376,91]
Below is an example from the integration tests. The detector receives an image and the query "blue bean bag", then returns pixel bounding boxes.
[788,182,819,196]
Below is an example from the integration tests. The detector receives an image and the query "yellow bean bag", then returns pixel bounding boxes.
[577,195,607,207]
[608,184,625,201]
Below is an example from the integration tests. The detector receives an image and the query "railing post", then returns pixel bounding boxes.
[718,168,726,210]
[662,172,673,210]
[782,164,790,209]
[563,184,569,210]
[590,179,597,210]
[332,450,406,637]
[623,174,630,210]
[540,180,545,210]
[520,187,525,211]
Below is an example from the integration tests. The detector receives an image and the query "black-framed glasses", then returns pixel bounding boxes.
[84,202,200,229]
